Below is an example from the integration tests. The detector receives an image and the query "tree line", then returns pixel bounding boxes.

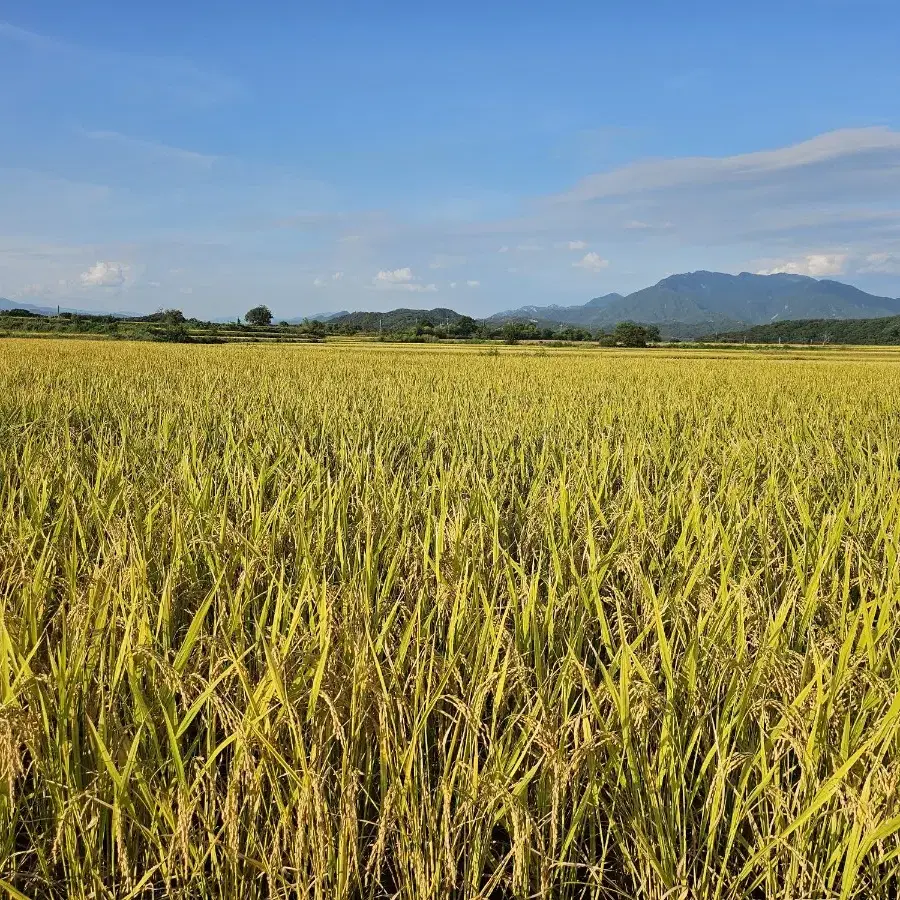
[1,304,663,347]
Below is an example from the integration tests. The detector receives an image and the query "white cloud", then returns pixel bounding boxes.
[449,282,457,288]
[331,271,344,280]
[573,252,610,273]
[179,286,193,295]
[80,260,129,287]
[313,277,326,287]
[756,253,848,277]
[498,246,510,253]
[373,267,436,292]
[375,267,415,284]
[566,240,587,250]
[466,280,480,288]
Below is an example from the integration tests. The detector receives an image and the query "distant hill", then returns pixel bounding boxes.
[0,298,58,316]
[491,272,900,332]
[0,297,141,317]
[711,315,900,346]
[328,307,466,331]
[287,310,349,324]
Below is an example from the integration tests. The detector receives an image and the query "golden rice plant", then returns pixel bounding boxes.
[1,339,899,899]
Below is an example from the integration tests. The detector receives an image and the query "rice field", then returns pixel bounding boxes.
[2,338,900,899]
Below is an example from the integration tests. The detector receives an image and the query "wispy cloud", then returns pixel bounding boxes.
[551,128,900,205]
[0,19,244,107]
[313,271,344,287]
[858,252,900,275]
[80,130,218,167]
[0,21,63,50]
[429,254,466,269]
[2,125,899,317]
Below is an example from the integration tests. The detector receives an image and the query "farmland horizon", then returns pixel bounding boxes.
[4,267,899,327]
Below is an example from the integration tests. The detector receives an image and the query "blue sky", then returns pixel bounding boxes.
[1,0,899,318]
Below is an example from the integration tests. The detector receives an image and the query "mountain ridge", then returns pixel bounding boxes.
[0,298,60,316]
[489,271,900,329]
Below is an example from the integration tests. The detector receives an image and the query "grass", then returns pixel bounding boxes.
[1,339,900,898]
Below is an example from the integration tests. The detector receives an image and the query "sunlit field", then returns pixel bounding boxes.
[2,339,900,899]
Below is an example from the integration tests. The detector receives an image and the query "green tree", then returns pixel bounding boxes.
[453,315,479,338]
[613,322,660,347]
[245,305,273,326]
[148,308,185,325]
[502,321,539,344]
[302,319,328,338]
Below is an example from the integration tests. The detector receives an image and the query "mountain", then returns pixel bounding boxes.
[491,272,900,331]
[490,294,623,326]
[585,293,625,308]
[605,271,900,325]
[0,298,58,316]
[329,307,466,331]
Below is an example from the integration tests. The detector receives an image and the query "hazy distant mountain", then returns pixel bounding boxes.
[490,293,624,326]
[491,272,900,330]
[0,298,58,316]
[286,310,349,324]
[0,297,140,317]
